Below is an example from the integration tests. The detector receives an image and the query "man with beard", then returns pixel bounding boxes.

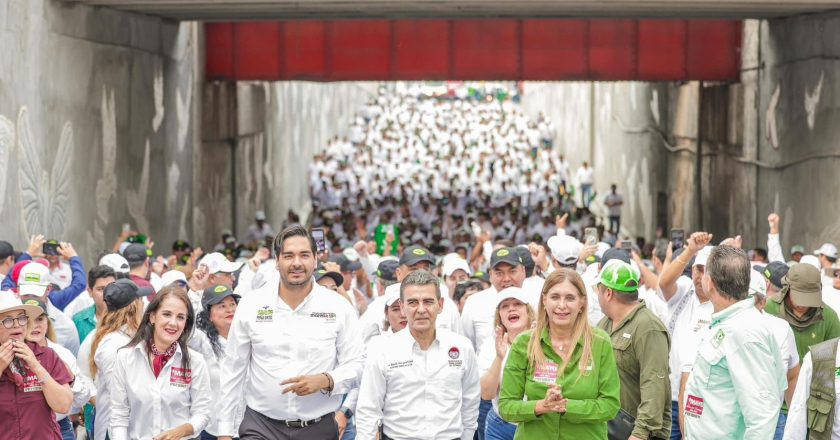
[218,225,363,440]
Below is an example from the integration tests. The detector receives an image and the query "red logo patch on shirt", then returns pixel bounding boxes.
[685,395,704,418]
[170,367,192,388]
[448,347,460,359]
[22,373,42,393]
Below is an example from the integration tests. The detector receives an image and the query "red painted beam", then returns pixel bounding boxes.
[205,19,741,82]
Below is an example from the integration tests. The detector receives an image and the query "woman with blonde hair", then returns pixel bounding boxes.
[24,295,94,440]
[499,268,620,439]
[89,279,148,440]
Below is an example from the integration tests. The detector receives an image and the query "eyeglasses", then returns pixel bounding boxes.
[1,315,29,329]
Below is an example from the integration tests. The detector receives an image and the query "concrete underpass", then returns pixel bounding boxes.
[1,0,839,260]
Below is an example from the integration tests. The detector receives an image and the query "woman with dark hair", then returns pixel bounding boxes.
[191,284,242,439]
[0,293,73,439]
[110,286,211,439]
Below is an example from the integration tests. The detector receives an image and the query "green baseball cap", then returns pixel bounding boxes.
[597,260,640,293]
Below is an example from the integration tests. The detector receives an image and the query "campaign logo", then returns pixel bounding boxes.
[685,395,704,418]
[170,367,192,388]
[256,306,274,322]
[412,248,427,256]
[448,347,460,359]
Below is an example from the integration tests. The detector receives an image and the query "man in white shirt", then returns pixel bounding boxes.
[575,161,594,208]
[245,210,276,246]
[355,270,480,440]
[218,225,363,440]
[657,232,714,440]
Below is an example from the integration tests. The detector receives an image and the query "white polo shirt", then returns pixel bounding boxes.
[355,329,480,440]
[109,343,211,440]
[218,281,363,436]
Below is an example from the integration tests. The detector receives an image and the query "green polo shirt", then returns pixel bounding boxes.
[764,298,840,360]
[598,302,672,439]
[72,304,97,345]
[499,327,620,439]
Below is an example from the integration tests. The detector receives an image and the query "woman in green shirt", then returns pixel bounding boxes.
[499,268,621,439]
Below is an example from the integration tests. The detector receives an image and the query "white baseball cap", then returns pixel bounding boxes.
[255,210,267,221]
[443,258,472,277]
[18,262,51,296]
[384,290,401,307]
[694,246,715,267]
[161,270,188,287]
[801,255,822,271]
[201,252,244,274]
[749,268,768,297]
[814,243,839,260]
[495,287,530,309]
[547,235,582,266]
[99,253,130,274]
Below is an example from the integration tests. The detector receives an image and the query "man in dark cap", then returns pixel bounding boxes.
[764,263,840,360]
[122,243,155,297]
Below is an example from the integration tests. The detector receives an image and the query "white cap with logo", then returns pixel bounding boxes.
[18,262,51,296]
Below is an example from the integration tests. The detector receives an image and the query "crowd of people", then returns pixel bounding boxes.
[1,86,840,440]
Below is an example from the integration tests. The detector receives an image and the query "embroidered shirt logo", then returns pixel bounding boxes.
[256,306,274,322]
[448,347,460,359]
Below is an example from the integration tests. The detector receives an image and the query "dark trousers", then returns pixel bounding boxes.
[239,407,338,440]
[609,215,621,234]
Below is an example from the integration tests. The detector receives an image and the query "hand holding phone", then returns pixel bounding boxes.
[311,228,327,254]
[670,229,685,252]
[584,228,598,246]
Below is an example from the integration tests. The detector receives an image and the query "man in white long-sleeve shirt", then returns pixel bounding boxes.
[355,270,480,440]
[218,225,363,440]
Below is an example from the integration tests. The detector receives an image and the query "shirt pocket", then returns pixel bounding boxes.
[612,336,636,374]
[433,368,463,404]
[695,345,727,389]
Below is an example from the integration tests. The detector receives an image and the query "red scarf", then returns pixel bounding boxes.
[150,341,177,378]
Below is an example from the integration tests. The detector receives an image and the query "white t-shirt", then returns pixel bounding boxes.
[666,276,713,402]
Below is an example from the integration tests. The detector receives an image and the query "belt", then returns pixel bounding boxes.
[276,416,323,428]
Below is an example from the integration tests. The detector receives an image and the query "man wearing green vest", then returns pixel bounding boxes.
[596,260,672,440]
[764,263,840,360]
[784,335,840,438]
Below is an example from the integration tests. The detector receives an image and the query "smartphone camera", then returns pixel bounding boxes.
[42,240,61,256]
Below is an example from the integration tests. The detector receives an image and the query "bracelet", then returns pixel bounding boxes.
[320,373,334,396]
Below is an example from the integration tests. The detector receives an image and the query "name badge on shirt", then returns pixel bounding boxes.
[684,395,704,418]
[170,367,192,388]
[22,373,42,393]
[387,360,413,370]
[310,312,337,323]
[533,361,558,385]
[448,346,463,367]
[256,306,274,323]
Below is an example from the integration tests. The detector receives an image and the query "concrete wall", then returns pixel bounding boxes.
[196,81,376,247]
[521,82,669,240]
[0,0,200,264]
[750,14,840,253]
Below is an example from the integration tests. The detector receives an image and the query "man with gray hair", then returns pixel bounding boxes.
[355,270,480,440]
[682,246,787,439]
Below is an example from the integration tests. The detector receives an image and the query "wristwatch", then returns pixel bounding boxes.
[340,406,353,419]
